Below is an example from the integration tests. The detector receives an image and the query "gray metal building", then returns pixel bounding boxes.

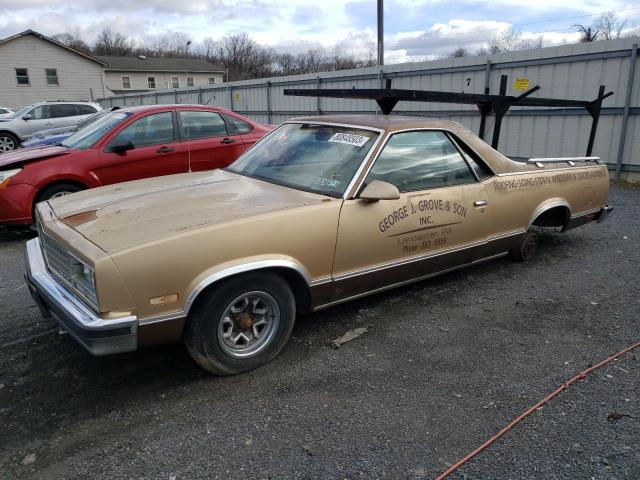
[100,37,640,180]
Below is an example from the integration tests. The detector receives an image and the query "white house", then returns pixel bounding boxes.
[0,30,226,109]
[95,55,225,95]
[0,30,106,109]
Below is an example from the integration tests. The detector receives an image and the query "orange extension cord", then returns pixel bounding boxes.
[434,339,640,480]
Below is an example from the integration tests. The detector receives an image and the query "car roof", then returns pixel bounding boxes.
[31,101,99,106]
[288,114,467,133]
[110,104,232,114]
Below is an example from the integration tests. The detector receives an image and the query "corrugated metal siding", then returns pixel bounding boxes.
[99,37,640,169]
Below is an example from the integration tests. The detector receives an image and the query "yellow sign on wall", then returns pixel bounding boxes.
[513,78,529,90]
[233,93,241,102]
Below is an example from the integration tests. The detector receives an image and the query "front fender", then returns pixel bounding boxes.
[184,254,312,315]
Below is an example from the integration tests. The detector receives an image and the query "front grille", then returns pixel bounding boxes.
[37,223,97,309]
[40,232,76,285]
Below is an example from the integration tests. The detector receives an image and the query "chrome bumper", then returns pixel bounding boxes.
[24,238,137,356]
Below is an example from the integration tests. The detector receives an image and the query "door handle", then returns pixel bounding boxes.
[474,200,488,207]
[220,138,235,144]
[156,146,175,153]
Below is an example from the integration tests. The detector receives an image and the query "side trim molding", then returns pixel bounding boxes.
[314,251,509,311]
[138,260,314,326]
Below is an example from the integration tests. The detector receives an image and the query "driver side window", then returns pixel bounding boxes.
[364,130,476,192]
[30,105,53,120]
[109,112,175,148]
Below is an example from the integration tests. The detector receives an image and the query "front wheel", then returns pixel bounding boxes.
[184,272,296,375]
[0,132,19,152]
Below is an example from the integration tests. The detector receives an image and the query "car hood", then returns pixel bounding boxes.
[49,169,330,253]
[0,145,72,168]
[22,133,72,147]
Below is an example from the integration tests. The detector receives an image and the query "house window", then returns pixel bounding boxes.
[122,76,131,89]
[148,76,156,89]
[15,68,30,85]
[187,77,195,87]
[208,77,215,85]
[171,76,180,88]
[45,68,59,86]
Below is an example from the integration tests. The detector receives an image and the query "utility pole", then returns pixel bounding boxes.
[377,0,384,66]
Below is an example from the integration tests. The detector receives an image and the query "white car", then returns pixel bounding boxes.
[0,101,102,153]
[0,107,14,119]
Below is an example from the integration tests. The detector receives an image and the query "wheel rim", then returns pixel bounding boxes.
[49,191,73,199]
[217,291,280,358]
[0,136,16,152]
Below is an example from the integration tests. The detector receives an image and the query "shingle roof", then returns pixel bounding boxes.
[95,55,225,73]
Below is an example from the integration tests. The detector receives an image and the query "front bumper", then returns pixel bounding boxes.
[0,183,36,225]
[24,238,138,355]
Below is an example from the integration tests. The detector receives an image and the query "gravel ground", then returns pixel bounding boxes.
[0,184,638,480]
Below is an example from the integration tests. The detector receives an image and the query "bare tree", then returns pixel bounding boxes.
[449,47,468,58]
[572,24,600,42]
[519,36,544,50]
[137,32,193,57]
[94,28,134,56]
[216,33,274,80]
[487,28,522,53]
[52,29,91,53]
[596,11,627,40]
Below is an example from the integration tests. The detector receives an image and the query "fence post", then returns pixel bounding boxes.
[317,76,322,115]
[198,88,203,105]
[484,60,491,94]
[266,81,272,124]
[615,43,637,181]
[174,90,178,103]
[229,85,234,111]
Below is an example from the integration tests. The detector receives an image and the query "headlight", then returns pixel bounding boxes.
[69,260,97,306]
[0,168,21,188]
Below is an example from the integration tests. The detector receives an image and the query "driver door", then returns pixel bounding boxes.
[331,130,491,301]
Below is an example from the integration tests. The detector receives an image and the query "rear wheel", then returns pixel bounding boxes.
[510,231,539,262]
[184,272,296,375]
[0,132,19,152]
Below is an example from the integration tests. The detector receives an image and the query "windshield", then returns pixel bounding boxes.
[9,105,34,119]
[62,111,131,150]
[228,123,379,197]
[76,110,109,129]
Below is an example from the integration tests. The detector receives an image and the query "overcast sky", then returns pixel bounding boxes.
[0,0,638,62]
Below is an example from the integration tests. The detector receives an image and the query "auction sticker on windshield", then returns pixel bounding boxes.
[328,132,370,147]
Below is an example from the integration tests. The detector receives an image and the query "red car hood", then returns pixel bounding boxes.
[0,145,72,168]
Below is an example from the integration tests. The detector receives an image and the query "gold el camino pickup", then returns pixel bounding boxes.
[25,116,612,374]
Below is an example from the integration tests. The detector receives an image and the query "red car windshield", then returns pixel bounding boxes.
[62,111,132,150]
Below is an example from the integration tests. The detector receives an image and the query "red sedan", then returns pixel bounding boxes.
[0,105,271,225]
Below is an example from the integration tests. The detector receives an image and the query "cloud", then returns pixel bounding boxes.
[0,0,636,65]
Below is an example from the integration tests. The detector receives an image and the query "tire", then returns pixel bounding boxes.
[184,272,296,375]
[0,132,19,153]
[509,231,539,262]
[36,183,83,203]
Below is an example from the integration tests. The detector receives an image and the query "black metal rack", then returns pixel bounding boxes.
[284,75,613,156]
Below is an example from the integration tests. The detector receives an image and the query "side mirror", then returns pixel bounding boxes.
[22,114,32,121]
[107,140,135,153]
[359,180,400,203]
